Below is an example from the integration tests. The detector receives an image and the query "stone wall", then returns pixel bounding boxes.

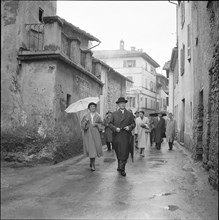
[107,70,126,112]
[191,1,219,189]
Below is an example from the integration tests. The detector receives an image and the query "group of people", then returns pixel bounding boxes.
[135,111,177,152]
[81,97,177,177]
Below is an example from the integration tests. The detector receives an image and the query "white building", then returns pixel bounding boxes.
[93,40,163,114]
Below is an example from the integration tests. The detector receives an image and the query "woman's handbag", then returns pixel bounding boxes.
[145,128,151,133]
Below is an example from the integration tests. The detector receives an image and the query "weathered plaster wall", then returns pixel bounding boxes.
[20,60,56,138]
[1,0,56,136]
[53,60,103,160]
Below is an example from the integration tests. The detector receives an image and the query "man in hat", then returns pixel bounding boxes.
[154,112,166,150]
[109,97,136,176]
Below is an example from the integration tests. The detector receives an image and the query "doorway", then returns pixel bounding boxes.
[180,99,185,144]
[197,90,204,160]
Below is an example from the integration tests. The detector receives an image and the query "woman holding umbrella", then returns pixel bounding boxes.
[81,102,103,171]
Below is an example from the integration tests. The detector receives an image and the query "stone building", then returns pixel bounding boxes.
[93,40,161,114]
[1,1,105,161]
[156,73,169,112]
[164,1,218,189]
[92,58,133,117]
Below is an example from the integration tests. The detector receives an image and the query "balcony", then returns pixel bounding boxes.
[24,18,92,72]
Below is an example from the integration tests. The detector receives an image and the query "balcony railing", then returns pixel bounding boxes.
[25,24,44,51]
[24,22,97,78]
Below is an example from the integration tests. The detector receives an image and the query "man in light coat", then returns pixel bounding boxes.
[165,112,177,150]
[109,97,136,176]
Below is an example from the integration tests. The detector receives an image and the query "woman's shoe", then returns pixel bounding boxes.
[91,166,95,171]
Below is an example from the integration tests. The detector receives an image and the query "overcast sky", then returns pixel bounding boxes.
[57,1,177,74]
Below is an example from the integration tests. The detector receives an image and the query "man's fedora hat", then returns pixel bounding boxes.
[116,97,128,104]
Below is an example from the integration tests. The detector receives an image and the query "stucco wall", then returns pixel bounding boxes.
[54,59,102,142]
[1,0,56,136]
[176,1,193,149]
[107,71,126,112]
[20,60,56,137]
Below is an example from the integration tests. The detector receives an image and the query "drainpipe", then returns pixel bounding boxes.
[168,0,178,47]
[88,41,101,50]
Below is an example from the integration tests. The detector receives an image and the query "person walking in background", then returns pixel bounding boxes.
[136,111,150,157]
[149,115,155,146]
[103,111,113,151]
[165,112,177,150]
[81,102,103,171]
[134,111,140,149]
[109,97,136,177]
[128,109,135,153]
[154,112,166,150]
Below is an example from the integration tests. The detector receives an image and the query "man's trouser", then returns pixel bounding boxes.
[118,159,127,171]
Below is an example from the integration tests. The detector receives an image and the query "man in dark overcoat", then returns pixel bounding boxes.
[154,112,166,150]
[109,97,136,176]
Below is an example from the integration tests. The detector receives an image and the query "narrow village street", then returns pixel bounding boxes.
[1,141,218,220]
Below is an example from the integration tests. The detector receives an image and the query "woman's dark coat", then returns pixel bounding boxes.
[109,109,136,161]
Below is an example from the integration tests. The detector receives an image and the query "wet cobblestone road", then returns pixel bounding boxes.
[1,141,218,219]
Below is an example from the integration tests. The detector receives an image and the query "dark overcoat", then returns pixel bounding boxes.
[153,117,166,143]
[109,109,136,161]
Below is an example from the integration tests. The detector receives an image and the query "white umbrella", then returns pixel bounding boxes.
[65,97,99,113]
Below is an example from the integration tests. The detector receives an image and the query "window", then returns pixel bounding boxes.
[166,97,169,106]
[187,24,191,61]
[150,66,154,74]
[39,8,44,23]
[145,98,147,108]
[151,100,152,109]
[150,81,153,91]
[145,62,148,71]
[181,1,185,28]
[66,94,71,107]
[123,60,136,68]
[145,79,147,88]
[133,97,136,107]
[156,102,159,110]
[163,98,166,108]
[180,44,185,75]
[154,101,156,110]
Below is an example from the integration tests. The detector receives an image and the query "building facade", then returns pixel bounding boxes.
[165,1,218,189]
[1,1,106,160]
[93,40,162,114]
[93,58,132,117]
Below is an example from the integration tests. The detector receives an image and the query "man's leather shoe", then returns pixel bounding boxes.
[120,170,126,176]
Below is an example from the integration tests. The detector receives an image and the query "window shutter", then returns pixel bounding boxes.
[180,44,185,75]
[187,24,191,61]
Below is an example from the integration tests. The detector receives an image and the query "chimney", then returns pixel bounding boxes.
[120,40,124,50]
[131,46,136,51]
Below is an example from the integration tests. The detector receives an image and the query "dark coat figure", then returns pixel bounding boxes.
[154,115,166,150]
[103,111,113,151]
[109,97,136,176]
[149,116,155,146]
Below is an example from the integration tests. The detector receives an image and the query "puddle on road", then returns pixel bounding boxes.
[104,158,116,162]
[149,192,176,199]
[164,205,179,211]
